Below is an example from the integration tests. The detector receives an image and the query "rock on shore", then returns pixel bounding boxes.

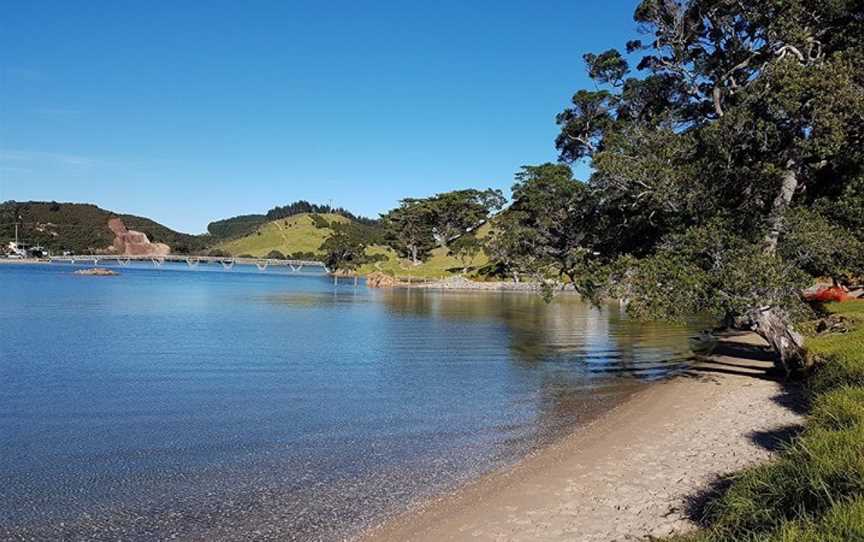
[366,272,398,288]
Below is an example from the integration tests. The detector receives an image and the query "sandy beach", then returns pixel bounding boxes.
[362,333,806,542]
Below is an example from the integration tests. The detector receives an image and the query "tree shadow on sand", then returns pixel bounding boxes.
[675,334,810,525]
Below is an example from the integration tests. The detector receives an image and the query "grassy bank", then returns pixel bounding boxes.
[671,301,864,541]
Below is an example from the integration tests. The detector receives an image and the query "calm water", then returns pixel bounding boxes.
[0,263,697,541]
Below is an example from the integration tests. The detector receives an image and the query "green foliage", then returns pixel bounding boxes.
[264,200,377,225]
[206,214,267,240]
[207,201,379,241]
[603,224,811,326]
[381,188,503,265]
[483,163,601,284]
[779,208,864,284]
[448,235,483,272]
[381,199,437,264]
[319,223,369,272]
[428,188,505,247]
[0,201,209,254]
[266,250,286,260]
[310,214,330,229]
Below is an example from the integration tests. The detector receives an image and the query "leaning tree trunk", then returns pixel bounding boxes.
[747,306,807,375]
[763,160,799,255]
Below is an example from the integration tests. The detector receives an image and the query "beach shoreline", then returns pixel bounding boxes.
[361,333,805,542]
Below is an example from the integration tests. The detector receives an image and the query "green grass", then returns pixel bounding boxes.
[217,213,350,257]
[760,498,864,542]
[668,301,864,542]
[807,302,864,394]
[357,245,490,280]
[220,214,493,279]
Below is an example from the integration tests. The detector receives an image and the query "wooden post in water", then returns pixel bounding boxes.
[354,275,358,287]
[334,274,338,286]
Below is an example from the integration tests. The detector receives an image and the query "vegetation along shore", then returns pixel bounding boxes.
[3,0,863,540]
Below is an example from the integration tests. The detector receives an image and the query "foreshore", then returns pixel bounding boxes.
[362,333,805,542]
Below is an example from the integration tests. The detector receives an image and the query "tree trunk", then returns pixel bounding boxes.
[748,306,807,375]
[763,161,799,255]
[411,246,418,266]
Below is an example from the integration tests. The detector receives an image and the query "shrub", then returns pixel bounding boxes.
[266,250,285,260]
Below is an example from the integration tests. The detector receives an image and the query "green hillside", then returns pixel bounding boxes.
[0,201,209,254]
[217,213,351,257]
[219,213,492,278]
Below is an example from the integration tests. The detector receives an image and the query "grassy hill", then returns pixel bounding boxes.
[219,213,492,278]
[216,213,351,257]
[0,201,209,254]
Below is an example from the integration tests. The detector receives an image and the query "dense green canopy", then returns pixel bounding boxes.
[491,0,864,373]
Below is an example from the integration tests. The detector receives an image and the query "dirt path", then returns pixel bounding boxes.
[362,333,806,542]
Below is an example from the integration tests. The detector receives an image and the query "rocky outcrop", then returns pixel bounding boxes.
[108,218,170,256]
[366,271,398,288]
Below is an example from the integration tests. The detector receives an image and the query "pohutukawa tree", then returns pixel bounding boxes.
[550,0,864,373]
[484,164,596,285]
[382,189,504,265]
[320,224,370,273]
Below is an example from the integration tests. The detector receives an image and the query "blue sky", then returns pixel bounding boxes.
[0,1,641,233]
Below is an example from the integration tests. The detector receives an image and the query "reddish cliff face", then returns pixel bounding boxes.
[108,218,170,256]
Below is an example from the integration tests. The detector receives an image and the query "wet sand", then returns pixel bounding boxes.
[362,333,806,542]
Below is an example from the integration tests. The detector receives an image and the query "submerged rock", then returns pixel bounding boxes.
[74,268,119,276]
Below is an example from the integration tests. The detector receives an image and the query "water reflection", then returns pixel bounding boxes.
[1,266,699,541]
[374,289,694,371]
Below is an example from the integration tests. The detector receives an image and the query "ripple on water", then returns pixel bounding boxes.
[0,264,702,540]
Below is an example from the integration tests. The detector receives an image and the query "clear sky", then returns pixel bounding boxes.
[0,1,640,233]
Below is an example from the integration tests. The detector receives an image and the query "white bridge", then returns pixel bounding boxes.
[50,254,331,273]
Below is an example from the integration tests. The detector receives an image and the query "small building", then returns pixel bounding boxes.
[6,242,47,258]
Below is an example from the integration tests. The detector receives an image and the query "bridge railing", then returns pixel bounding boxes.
[49,254,329,272]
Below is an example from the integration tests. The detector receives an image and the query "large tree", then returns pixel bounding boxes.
[549,0,864,373]
[319,224,370,273]
[382,188,504,265]
[484,164,598,284]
